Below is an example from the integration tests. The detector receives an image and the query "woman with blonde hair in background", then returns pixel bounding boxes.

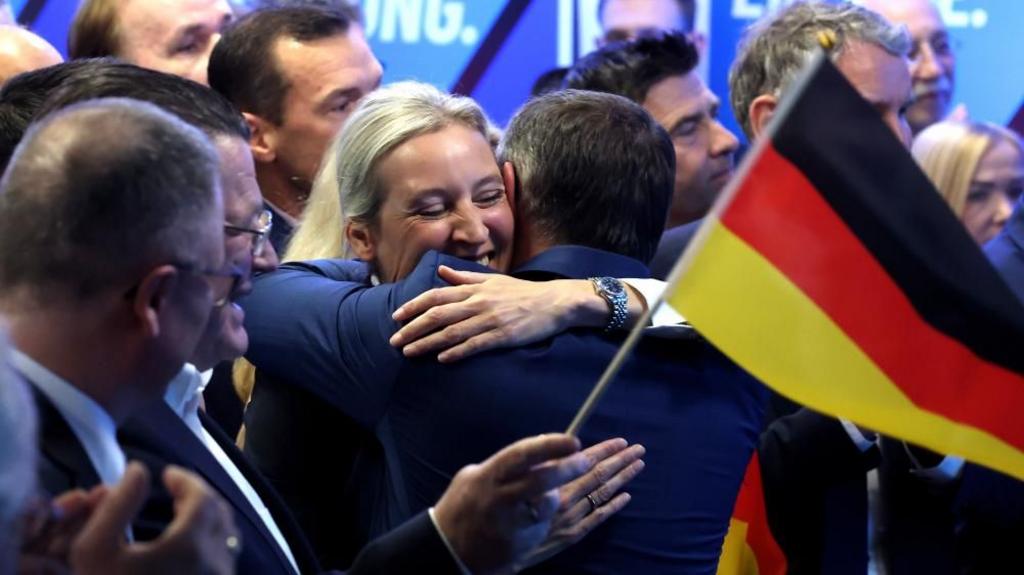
[912,121,1024,245]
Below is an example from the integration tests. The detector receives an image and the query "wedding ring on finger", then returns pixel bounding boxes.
[586,493,600,514]
[226,534,241,555]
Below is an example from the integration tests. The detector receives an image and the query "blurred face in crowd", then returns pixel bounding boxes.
[600,0,687,44]
[863,0,954,134]
[346,124,514,283]
[0,26,63,84]
[835,40,914,148]
[642,71,739,226]
[263,27,382,192]
[117,0,233,85]
[190,136,279,369]
[963,138,1024,244]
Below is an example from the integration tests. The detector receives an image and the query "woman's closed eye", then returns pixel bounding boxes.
[473,189,505,207]
[414,199,449,218]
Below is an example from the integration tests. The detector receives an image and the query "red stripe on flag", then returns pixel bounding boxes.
[732,454,786,575]
[720,143,1024,451]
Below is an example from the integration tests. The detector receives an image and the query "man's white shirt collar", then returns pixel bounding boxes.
[12,349,125,486]
[164,363,212,431]
[163,363,301,573]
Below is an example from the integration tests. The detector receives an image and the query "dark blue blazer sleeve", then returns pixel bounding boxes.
[342,511,460,575]
[241,253,479,428]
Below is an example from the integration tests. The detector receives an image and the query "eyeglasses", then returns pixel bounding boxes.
[224,209,273,258]
[175,262,246,307]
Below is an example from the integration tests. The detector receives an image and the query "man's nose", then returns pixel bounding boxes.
[912,42,943,81]
[709,120,740,157]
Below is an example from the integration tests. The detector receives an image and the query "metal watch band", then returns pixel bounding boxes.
[590,277,628,332]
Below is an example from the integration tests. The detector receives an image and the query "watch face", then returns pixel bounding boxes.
[598,277,625,296]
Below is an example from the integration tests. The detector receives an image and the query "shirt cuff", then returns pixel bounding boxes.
[621,278,686,327]
[904,445,965,483]
[428,506,473,575]
[840,419,878,452]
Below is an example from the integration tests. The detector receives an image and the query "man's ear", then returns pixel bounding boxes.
[501,161,517,220]
[748,94,778,141]
[129,265,179,339]
[345,220,376,262]
[244,112,277,164]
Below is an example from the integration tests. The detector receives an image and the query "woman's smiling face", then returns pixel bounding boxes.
[346,123,514,282]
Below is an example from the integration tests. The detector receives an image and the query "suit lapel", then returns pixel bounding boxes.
[200,411,321,575]
[140,404,299,574]
[29,383,102,494]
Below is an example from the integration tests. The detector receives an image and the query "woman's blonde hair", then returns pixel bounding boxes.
[283,80,498,262]
[912,121,1023,217]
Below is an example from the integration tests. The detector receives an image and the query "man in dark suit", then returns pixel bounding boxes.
[0,97,241,573]
[244,89,766,573]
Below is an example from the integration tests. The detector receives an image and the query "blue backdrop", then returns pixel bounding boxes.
[15,0,1023,136]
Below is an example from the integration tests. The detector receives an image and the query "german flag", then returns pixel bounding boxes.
[665,53,1024,481]
[717,453,786,575]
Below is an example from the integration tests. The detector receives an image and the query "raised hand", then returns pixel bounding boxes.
[432,433,592,574]
[70,462,240,575]
[522,438,645,568]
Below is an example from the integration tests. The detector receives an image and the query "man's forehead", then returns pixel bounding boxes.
[836,40,911,98]
[121,0,231,38]
[862,0,944,37]
[602,0,686,32]
[644,72,714,118]
[216,136,262,218]
[273,29,379,95]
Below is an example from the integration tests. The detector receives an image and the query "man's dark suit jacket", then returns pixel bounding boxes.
[32,387,103,497]
[955,200,1024,572]
[759,410,959,575]
[119,399,461,575]
[243,246,767,574]
[648,220,701,280]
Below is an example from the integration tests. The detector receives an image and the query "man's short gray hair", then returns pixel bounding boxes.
[0,98,221,302]
[729,0,909,138]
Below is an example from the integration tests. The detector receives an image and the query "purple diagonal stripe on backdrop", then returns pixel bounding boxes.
[451,0,531,96]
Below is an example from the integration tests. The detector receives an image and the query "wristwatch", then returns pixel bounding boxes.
[590,277,628,332]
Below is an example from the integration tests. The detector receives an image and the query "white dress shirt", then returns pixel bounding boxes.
[164,364,299,574]
[622,278,687,327]
[13,349,125,486]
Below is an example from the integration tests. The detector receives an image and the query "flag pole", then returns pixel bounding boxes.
[566,300,660,436]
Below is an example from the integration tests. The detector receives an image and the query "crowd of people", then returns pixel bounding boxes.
[0,0,1022,573]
